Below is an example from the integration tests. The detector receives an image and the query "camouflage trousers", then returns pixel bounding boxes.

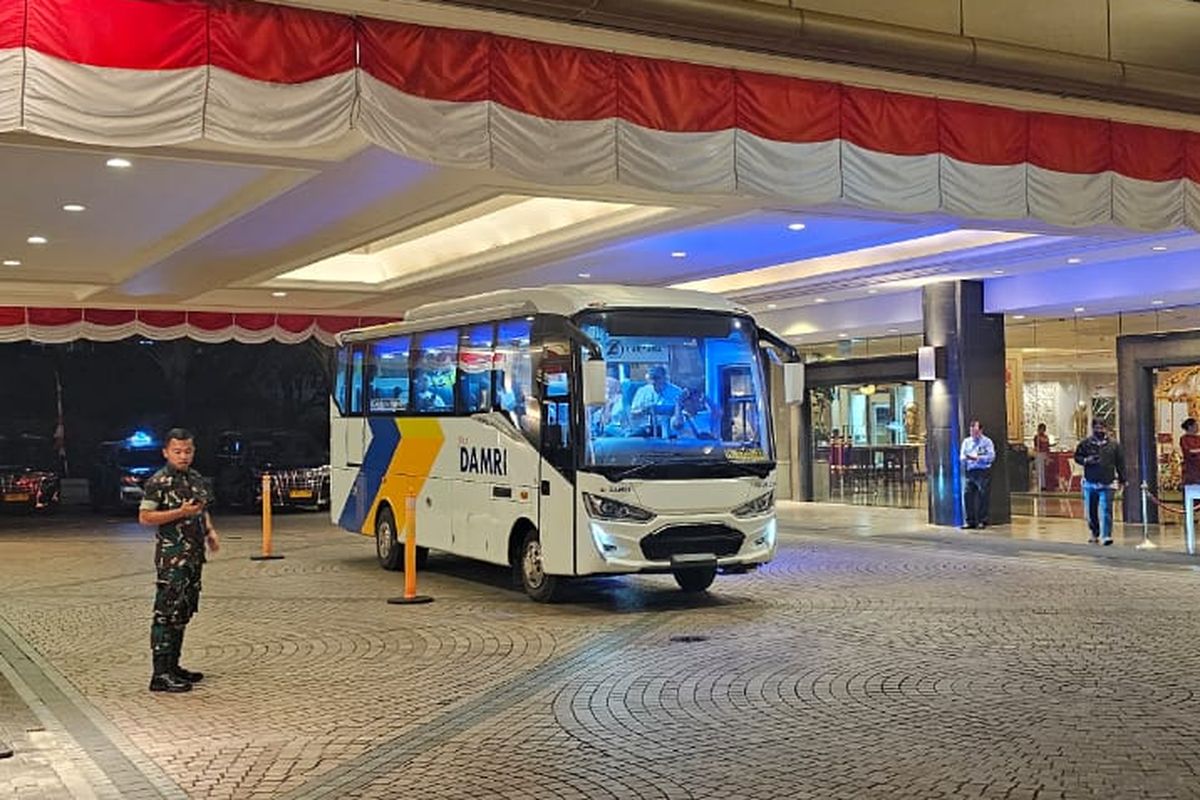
[150,560,203,657]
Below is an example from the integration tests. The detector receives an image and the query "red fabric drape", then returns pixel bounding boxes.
[359,20,489,102]
[491,36,616,122]
[26,0,208,69]
[1029,113,1111,174]
[209,0,354,83]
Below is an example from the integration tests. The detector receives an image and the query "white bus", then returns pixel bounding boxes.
[330,285,801,601]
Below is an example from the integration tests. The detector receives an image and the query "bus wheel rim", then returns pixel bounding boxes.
[378,521,392,559]
[523,540,544,589]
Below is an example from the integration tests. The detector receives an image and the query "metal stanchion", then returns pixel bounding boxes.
[1136,481,1158,550]
[250,473,284,561]
[388,494,432,605]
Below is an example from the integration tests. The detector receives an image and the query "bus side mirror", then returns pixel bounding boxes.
[784,362,805,405]
[582,359,607,406]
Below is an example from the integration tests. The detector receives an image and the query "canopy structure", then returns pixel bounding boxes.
[0,307,393,345]
[0,0,1197,232]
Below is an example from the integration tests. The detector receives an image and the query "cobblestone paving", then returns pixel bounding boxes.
[1,505,1199,799]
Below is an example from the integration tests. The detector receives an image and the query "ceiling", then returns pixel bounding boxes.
[3,129,1200,346]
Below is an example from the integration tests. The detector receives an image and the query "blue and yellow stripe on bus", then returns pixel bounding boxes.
[338,417,445,535]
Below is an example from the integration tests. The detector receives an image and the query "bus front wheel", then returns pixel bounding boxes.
[518,530,560,603]
[673,565,717,593]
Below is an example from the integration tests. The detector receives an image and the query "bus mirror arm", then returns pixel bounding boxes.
[757,328,804,405]
[757,328,799,363]
[561,320,603,361]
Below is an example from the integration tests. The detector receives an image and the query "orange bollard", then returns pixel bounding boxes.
[250,472,284,561]
[388,493,432,605]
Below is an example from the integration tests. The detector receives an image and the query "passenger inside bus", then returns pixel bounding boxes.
[670,387,720,440]
[413,372,446,411]
[590,376,628,437]
[628,365,683,435]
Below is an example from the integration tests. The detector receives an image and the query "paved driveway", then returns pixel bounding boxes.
[1,505,1198,799]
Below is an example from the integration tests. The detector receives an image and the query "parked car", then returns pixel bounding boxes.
[215,430,330,512]
[0,434,61,512]
[89,432,163,512]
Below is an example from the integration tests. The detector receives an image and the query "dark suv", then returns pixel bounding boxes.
[89,433,163,512]
[215,430,330,512]
[0,434,62,512]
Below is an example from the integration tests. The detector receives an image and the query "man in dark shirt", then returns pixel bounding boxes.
[1073,419,1126,545]
[138,428,220,693]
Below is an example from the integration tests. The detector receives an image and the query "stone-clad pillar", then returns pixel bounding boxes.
[923,281,1011,527]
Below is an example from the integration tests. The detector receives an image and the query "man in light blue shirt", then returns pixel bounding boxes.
[960,419,996,529]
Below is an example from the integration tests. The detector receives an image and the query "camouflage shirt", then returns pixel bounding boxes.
[140,466,214,554]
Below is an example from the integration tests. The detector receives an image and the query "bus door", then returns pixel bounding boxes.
[537,338,577,576]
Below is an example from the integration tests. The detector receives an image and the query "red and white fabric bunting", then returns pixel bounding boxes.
[1,0,1199,230]
[0,307,395,345]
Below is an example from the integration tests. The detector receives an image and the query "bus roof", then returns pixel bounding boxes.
[339,285,747,343]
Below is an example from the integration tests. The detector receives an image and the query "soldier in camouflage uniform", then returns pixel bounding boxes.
[138,428,220,693]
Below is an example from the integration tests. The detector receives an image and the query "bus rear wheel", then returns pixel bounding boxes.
[673,565,717,593]
[518,529,560,603]
[375,507,403,571]
[375,506,429,571]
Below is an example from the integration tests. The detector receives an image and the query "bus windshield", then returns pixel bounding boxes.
[577,309,772,471]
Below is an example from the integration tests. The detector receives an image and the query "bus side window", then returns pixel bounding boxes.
[368,335,411,413]
[458,323,495,413]
[349,347,365,415]
[495,318,534,437]
[333,346,351,415]
[413,329,457,414]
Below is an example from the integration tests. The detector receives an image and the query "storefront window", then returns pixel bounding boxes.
[810,381,926,509]
[1006,314,1119,518]
[1153,365,1200,503]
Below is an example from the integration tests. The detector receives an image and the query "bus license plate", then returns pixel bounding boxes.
[289,489,313,499]
[3,493,30,502]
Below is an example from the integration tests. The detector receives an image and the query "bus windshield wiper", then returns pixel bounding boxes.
[684,458,773,476]
[609,460,670,481]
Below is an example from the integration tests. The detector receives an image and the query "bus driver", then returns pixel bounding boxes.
[629,365,682,435]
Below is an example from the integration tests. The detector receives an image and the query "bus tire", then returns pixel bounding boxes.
[673,565,717,593]
[517,529,560,603]
[374,506,403,571]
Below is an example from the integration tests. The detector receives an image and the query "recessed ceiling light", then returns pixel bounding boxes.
[867,288,879,295]
[1073,306,1085,313]
[61,203,86,212]
[1013,314,1027,320]
[886,328,899,333]
[26,235,47,245]
[766,303,777,309]
[271,291,288,298]
[2,259,20,266]
[577,272,591,279]
[670,251,687,259]
[814,297,827,303]
[106,157,132,169]
[992,269,1005,275]
[1152,299,1165,305]
[1152,245,1168,252]
[1082,316,1095,321]
[1066,257,1082,264]
[787,222,807,231]
[837,332,848,338]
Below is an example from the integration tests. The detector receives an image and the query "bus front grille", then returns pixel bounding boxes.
[640,524,744,561]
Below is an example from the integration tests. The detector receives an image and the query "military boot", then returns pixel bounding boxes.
[171,654,204,684]
[149,655,192,693]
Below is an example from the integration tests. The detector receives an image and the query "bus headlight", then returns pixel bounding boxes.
[732,491,774,518]
[582,492,656,522]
